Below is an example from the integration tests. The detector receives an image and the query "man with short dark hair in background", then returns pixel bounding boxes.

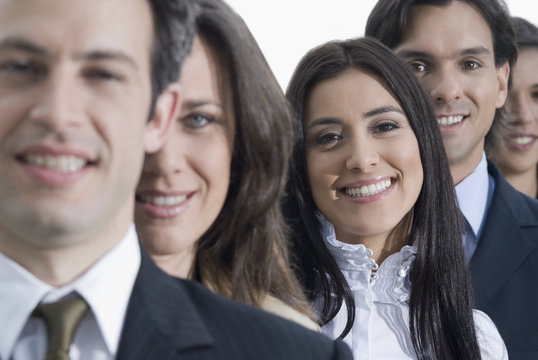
[367,1,538,358]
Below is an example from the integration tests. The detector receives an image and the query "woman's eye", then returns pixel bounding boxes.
[316,133,342,145]
[183,114,213,128]
[373,122,399,134]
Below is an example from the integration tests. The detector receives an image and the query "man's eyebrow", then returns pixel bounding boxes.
[396,46,491,59]
[364,105,404,117]
[306,117,341,130]
[0,38,139,70]
[74,50,138,69]
[460,46,491,57]
[395,49,432,59]
[0,38,49,56]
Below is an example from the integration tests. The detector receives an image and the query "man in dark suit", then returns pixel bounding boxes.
[117,250,351,360]
[366,1,538,358]
[0,0,352,359]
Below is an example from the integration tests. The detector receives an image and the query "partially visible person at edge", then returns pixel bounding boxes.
[366,0,538,358]
[0,0,354,358]
[284,36,506,360]
[135,0,318,331]
[487,17,538,199]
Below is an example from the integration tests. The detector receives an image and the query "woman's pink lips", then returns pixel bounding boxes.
[506,133,537,152]
[136,189,193,197]
[135,191,194,219]
[338,178,396,204]
[339,176,392,189]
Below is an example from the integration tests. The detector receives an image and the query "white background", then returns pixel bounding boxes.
[224,0,538,90]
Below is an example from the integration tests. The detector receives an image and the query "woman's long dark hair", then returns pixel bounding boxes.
[284,37,481,359]
[192,0,314,319]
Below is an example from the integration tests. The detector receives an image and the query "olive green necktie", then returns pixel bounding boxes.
[34,298,88,360]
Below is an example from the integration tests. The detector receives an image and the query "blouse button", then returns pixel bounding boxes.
[398,268,407,278]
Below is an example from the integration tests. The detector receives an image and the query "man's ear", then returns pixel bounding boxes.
[144,82,181,154]
[495,61,510,109]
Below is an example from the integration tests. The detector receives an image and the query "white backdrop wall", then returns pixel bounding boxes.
[224,0,538,90]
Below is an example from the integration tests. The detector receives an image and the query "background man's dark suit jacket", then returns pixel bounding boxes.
[471,163,538,360]
[116,250,353,360]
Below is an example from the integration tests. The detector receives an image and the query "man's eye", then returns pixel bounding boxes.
[409,62,426,73]
[0,60,43,76]
[1,61,29,72]
[462,61,480,71]
[83,68,123,82]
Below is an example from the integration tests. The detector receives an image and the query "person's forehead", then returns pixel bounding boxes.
[516,47,538,62]
[512,48,538,80]
[307,70,401,117]
[0,0,154,63]
[399,1,494,56]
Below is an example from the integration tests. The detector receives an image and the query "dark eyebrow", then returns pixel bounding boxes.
[182,99,223,109]
[397,46,491,60]
[364,106,405,117]
[306,117,342,130]
[0,38,49,56]
[460,46,491,57]
[306,107,404,130]
[74,50,138,70]
[0,37,138,70]
[395,49,432,60]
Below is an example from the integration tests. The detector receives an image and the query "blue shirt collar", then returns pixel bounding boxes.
[455,152,490,237]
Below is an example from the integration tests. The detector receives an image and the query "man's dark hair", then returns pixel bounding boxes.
[365,0,517,156]
[365,0,516,68]
[148,0,196,115]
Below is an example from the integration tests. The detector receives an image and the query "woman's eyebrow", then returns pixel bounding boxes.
[364,105,404,118]
[305,117,342,131]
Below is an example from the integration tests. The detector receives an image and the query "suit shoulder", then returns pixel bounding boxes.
[488,163,538,225]
[179,279,352,359]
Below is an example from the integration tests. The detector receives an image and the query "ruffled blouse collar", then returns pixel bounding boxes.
[318,213,416,304]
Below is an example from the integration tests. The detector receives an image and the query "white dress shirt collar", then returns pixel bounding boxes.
[0,251,51,360]
[455,152,490,236]
[0,224,140,360]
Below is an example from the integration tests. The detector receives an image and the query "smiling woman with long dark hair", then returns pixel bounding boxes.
[284,37,506,359]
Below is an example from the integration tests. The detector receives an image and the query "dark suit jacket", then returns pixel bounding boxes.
[471,162,538,360]
[116,249,353,360]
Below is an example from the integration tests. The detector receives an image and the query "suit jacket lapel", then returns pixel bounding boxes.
[117,248,213,360]
[471,163,538,309]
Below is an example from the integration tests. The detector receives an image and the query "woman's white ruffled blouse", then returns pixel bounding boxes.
[318,217,508,360]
